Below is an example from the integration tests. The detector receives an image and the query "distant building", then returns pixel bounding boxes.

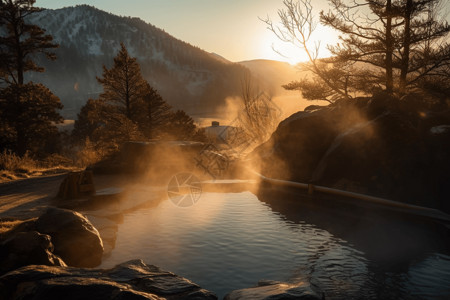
[204,121,239,144]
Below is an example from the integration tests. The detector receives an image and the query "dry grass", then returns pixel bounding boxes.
[0,150,37,173]
[0,219,23,235]
[0,150,79,183]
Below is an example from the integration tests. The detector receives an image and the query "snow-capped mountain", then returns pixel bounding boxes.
[27,5,248,119]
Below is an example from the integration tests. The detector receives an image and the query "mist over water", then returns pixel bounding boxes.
[100,191,450,299]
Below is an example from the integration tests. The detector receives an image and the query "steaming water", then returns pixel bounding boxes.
[100,191,450,299]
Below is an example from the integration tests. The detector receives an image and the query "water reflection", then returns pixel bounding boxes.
[100,190,450,299]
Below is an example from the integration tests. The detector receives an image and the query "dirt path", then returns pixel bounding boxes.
[0,172,143,220]
[0,174,67,220]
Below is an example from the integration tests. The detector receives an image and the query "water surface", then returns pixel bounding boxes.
[101,191,450,299]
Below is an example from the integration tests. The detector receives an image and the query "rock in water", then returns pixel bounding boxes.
[224,280,321,300]
[0,259,217,300]
[35,207,103,267]
[0,231,66,275]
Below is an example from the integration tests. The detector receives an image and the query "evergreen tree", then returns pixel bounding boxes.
[0,0,58,85]
[0,83,63,154]
[0,0,62,155]
[321,0,450,95]
[72,98,107,142]
[265,0,450,101]
[96,42,147,119]
[72,98,143,155]
[133,83,172,139]
[165,110,205,141]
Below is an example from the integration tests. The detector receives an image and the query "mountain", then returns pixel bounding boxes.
[27,5,248,119]
[239,59,300,96]
[239,59,317,119]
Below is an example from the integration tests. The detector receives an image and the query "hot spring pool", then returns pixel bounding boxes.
[100,191,450,299]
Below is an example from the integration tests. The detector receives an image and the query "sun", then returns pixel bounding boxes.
[258,25,338,65]
[259,32,308,65]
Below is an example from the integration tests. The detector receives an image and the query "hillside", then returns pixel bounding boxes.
[239,59,320,119]
[239,59,299,96]
[27,5,248,119]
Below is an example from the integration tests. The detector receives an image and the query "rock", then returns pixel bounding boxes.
[249,102,367,182]
[311,112,418,187]
[367,90,398,117]
[0,259,217,300]
[249,93,450,213]
[0,231,66,275]
[224,280,321,300]
[35,207,103,267]
[85,215,119,257]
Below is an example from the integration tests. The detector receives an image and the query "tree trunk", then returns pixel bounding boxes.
[400,0,413,94]
[16,125,27,156]
[125,64,131,119]
[385,0,394,94]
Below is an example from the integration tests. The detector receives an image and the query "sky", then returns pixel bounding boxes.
[34,0,339,64]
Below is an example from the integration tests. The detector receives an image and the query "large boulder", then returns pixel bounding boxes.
[249,94,450,212]
[249,99,369,182]
[35,207,103,267]
[224,280,321,300]
[0,231,66,275]
[311,112,421,195]
[0,259,217,300]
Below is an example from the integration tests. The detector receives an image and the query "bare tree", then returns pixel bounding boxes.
[261,0,353,102]
[264,0,450,101]
[235,71,281,148]
[321,0,450,95]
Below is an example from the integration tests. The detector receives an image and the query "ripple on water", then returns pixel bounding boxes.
[101,191,450,299]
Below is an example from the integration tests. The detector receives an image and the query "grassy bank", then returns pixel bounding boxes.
[0,150,78,183]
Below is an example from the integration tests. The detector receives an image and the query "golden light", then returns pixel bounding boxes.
[258,25,338,65]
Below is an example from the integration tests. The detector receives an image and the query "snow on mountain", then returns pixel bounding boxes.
[26,5,248,119]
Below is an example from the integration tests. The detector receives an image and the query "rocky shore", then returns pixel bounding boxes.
[250,92,450,213]
[0,206,218,300]
[0,259,217,300]
[0,205,323,300]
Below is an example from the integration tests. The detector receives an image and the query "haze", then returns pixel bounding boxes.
[34,0,337,64]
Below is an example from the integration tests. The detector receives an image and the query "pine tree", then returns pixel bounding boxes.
[72,98,143,156]
[0,83,63,154]
[265,0,450,102]
[96,43,147,119]
[0,0,62,155]
[72,98,107,142]
[133,83,172,139]
[75,44,177,153]
[165,110,204,141]
[0,0,58,85]
[321,0,450,95]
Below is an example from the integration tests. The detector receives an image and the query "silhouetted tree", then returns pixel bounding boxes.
[262,0,353,102]
[0,0,58,85]
[238,72,280,145]
[264,0,450,101]
[0,0,62,155]
[75,42,205,155]
[165,110,205,141]
[96,43,147,119]
[133,83,172,139]
[321,0,450,95]
[72,98,107,141]
[72,98,143,156]
[0,83,63,154]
